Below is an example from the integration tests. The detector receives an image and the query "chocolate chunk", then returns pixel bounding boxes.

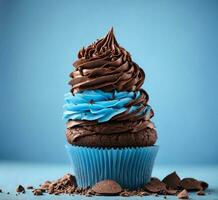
[92,180,122,195]
[144,178,166,193]
[40,174,77,195]
[27,186,34,189]
[16,185,25,193]
[197,190,205,195]
[40,181,51,189]
[162,171,181,189]
[177,189,189,199]
[180,178,202,191]
[33,189,43,196]
[60,174,77,187]
[199,180,208,190]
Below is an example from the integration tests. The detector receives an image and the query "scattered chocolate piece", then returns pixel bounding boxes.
[92,180,122,195]
[86,189,95,196]
[199,180,208,190]
[7,192,10,195]
[33,189,43,196]
[0,189,2,193]
[163,171,181,189]
[120,190,130,197]
[16,185,25,193]
[180,178,202,191]
[62,174,77,187]
[177,189,189,199]
[197,190,205,195]
[10,172,207,197]
[144,177,166,193]
[119,189,150,197]
[27,186,34,190]
[39,174,77,195]
[40,181,51,190]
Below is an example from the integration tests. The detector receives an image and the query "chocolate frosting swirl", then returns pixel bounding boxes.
[69,28,145,93]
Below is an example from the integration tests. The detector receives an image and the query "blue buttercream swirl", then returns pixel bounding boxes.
[63,90,152,123]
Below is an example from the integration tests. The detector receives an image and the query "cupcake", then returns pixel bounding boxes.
[64,28,158,189]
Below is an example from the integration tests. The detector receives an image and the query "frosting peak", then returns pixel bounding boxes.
[69,28,145,93]
[78,28,126,60]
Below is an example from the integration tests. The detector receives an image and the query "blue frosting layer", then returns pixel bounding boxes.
[63,90,152,123]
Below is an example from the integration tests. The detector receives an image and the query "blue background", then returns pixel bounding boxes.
[0,0,218,165]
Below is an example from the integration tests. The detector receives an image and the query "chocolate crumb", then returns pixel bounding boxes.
[0,189,2,193]
[120,190,130,197]
[177,189,189,199]
[16,185,25,193]
[27,186,34,190]
[89,99,94,104]
[40,181,51,190]
[7,192,10,195]
[33,189,43,196]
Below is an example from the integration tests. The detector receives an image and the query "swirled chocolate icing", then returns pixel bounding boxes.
[69,28,145,93]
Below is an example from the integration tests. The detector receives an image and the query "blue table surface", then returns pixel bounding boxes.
[0,161,217,200]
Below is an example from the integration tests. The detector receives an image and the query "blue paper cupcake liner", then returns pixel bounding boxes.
[65,144,159,189]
